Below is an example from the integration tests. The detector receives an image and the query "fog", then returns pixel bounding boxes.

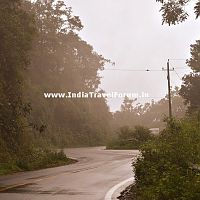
[66,0,200,111]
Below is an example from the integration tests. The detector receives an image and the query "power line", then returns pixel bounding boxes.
[174,66,188,69]
[174,70,183,80]
[104,68,163,72]
[174,68,188,70]
[104,67,188,72]
[169,58,187,61]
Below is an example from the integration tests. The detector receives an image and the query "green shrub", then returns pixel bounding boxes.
[0,147,75,175]
[16,148,74,171]
[0,162,21,175]
[0,138,12,163]
[133,119,200,200]
[107,126,152,150]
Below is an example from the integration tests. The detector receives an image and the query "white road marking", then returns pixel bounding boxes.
[104,177,135,200]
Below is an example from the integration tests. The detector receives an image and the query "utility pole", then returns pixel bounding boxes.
[167,59,172,119]
[162,59,174,119]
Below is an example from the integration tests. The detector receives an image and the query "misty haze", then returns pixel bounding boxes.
[0,1,200,200]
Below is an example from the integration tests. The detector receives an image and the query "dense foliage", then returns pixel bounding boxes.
[133,119,200,200]
[0,0,36,163]
[25,0,111,147]
[107,126,152,150]
[156,0,200,25]
[112,90,186,132]
[180,40,200,114]
[0,0,111,174]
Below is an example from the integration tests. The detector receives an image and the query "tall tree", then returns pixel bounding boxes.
[180,40,200,113]
[0,0,35,155]
[24,0,111,146]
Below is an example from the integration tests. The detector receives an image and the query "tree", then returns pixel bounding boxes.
[156,0,200,25]
[156,1,200,115]
[186,40,200,73]
[0,0,35,155]
[180,40,200,113]
[121,96,136,112]
[23,0,111,146]
[112,91,186,131]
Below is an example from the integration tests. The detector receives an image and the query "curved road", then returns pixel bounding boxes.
[0,147,138,200]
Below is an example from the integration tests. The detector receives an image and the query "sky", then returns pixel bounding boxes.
[65,0,200,111]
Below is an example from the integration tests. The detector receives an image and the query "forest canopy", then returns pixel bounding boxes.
[0,0,112,173]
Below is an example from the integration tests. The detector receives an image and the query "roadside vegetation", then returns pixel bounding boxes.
[111,89,186,132]
[107,89,186,150]
[0,148,76,175]
[107,126,153,150]
[118,119,200,200]
[129,118,200,200]
[118,1,200,199]
[0,0,109,175]
[1,2,200,190]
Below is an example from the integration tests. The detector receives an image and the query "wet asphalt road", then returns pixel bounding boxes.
[0,147,138,200]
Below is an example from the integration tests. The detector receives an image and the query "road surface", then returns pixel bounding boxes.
[0,147,138,200]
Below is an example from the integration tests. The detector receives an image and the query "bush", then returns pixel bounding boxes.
[16,148,74,171]
[0,138,12,163]
[0,147,75,175]
[107,126,152,150]
[133,119,200,200]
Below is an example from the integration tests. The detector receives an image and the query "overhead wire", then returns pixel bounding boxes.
[174,69,183,81]
[102,60,189,101]
[103,67,189,72]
